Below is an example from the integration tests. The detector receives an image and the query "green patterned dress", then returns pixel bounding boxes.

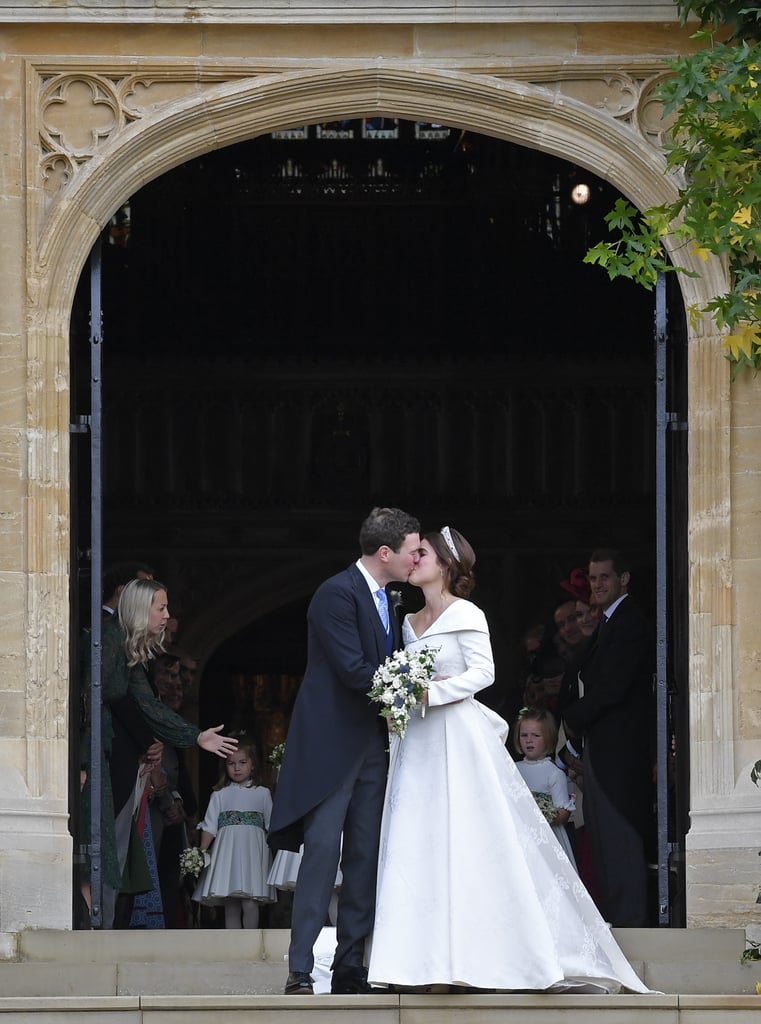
[81,616,200,891]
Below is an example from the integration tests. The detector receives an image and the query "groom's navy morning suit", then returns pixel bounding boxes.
[562,594,654,927]
[269,563,399,975]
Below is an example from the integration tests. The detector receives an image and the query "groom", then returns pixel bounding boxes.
[269,507,421,995]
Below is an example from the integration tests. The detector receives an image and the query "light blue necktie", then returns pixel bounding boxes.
[376,588,390,633]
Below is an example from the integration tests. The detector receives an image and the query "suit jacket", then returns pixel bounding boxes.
[269,563,398,851]
[562,595,654,837]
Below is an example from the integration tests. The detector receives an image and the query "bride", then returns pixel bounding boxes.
[367,526,649,993]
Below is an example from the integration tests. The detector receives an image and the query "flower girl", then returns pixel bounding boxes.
[193,736,276,927]
[514,707,577,869]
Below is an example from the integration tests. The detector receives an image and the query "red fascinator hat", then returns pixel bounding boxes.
[560,567,591,604]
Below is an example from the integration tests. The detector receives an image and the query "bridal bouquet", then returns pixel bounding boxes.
[369,646,439,739]
[179,846,208,880]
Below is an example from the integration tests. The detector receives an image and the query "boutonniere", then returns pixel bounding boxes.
[389,590,403,612]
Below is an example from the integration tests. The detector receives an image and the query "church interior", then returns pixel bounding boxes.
[68,118,689,921]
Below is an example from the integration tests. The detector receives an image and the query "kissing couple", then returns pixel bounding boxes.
[269,506,649,995]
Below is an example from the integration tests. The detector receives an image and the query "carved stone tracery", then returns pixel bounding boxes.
[35,68,251,210]
[31,59,675,221]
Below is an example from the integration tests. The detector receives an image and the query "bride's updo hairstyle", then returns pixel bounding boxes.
[427,526,476,598]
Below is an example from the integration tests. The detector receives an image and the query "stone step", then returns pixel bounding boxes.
[0,928,759,999]
[0,993,760,1024]
[0,957,759,997]
[2,926,749,963]
[0,961,287,997]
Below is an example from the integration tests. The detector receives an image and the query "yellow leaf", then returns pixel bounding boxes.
[724,322,761,361]
[757,981,761,996]
[692,245,712,262]
[731,206,753,227]
[686,304,703,331]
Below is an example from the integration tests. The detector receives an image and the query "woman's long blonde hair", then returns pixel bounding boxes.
[118,578,167,666]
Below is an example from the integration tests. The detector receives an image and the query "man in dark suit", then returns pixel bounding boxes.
[562,548,654,927]
[269,507,421,995]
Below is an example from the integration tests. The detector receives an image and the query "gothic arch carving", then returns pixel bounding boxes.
[32,63,726,325]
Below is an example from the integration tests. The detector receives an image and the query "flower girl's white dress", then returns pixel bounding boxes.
[192,782,276,905]
[267,844,343,890]
[367,599,649,993]
[516,756,577,869]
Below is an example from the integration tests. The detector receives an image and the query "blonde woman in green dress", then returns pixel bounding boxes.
[81,577,237,927]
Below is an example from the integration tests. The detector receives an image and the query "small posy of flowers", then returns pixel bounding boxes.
[269,742,286,768]
[179,846,206,880]
[531,791,557,826]
[369,646,439,739]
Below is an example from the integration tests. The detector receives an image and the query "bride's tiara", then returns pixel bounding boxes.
[441,525,459,561]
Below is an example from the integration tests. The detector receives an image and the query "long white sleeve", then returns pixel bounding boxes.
[426,625,495,707]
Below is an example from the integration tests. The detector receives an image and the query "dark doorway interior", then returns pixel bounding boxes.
[70,118,687,922]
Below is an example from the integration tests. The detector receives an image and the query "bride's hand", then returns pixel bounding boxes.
[425,677,463,708]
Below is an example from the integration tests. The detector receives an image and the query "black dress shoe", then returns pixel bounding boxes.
[331,965,373,994]
[284,971,314,995]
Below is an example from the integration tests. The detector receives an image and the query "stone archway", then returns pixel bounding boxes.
[34,64,727,310]
[24,61,733,926]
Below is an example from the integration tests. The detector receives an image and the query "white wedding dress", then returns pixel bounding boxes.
[367,599,649,993]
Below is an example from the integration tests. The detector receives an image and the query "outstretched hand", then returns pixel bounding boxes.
[197,725,238,758]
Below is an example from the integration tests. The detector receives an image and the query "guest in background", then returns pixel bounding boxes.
[101,562,154,617]
[562,549,654,927]
[151,653,199,927]
[80,578,237,928]
[560,566,601,639]
[552,598,587,665]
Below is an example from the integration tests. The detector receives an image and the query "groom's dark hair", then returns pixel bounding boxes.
[359,507,420,555]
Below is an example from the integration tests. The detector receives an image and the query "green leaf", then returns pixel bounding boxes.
[586,28,761,373]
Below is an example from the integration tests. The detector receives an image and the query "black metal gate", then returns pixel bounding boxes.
[70,234,105,928]
[654,271,690,926]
